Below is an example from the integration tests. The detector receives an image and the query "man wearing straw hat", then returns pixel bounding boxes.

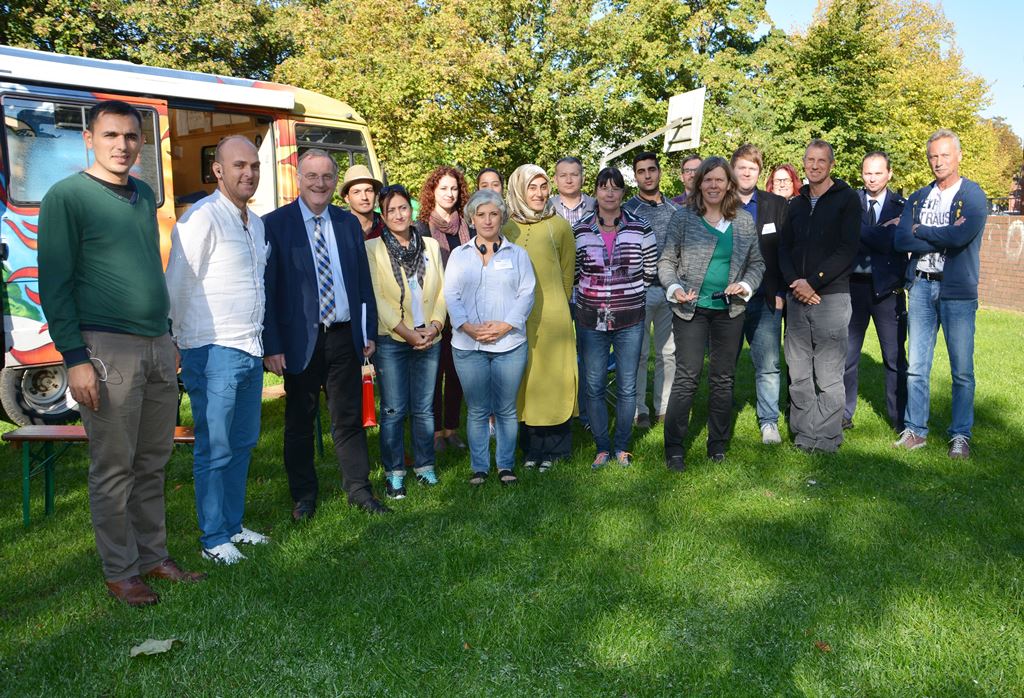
[341,164,385,241]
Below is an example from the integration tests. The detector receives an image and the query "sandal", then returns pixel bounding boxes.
[469,471,488,486]
[498,469,517,486]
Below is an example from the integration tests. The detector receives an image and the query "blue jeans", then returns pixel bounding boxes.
[578,323,643,455]
[181,344,263,548]
[453,343,528,473]
[374,337,440,475]
[742,295,784,426]
[905,278,977,438]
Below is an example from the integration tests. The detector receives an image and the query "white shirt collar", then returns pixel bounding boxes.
[297,196,330,224]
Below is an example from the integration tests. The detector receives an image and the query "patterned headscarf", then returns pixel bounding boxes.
[507,164,556,224]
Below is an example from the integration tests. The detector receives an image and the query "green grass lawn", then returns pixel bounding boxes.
[2,308,1023,696]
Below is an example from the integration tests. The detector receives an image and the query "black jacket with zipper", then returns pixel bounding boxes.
[779,177,861,296]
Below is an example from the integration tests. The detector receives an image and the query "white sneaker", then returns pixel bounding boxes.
[760,423,782,445]
[202,542,246,565]
[230,527,270,545]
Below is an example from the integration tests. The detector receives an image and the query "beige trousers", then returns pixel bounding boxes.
[80,331,178,581]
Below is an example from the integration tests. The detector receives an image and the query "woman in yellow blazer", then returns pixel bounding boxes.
[366,185,447,499]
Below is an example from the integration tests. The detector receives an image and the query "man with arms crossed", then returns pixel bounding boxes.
[263,149,390,519]
[623,151,678,429]
[39,100,205,606]
[843,151,907,432]
[894,129,987,458]
[166,136,270,565]
[778,139,861,453]
[731,144,789,444]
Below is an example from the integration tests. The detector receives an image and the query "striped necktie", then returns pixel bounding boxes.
[312,216,336,323]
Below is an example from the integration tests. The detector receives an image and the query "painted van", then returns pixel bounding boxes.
[0,45,381,424]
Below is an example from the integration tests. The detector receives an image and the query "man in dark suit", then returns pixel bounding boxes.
[731,144,790,445]
[843,151,908,432]
[263,148,390,518]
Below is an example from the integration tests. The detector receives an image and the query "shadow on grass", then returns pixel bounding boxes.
[2,321,1023,695]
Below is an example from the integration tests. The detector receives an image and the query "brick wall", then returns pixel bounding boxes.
[978,215,1024,312]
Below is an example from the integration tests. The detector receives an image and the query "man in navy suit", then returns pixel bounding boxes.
[842,151,908,432]
[263,148,390,518]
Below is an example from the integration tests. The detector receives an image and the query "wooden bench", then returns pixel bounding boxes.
[3,425,195,528]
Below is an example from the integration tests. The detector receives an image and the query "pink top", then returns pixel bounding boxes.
[600,230,616,260]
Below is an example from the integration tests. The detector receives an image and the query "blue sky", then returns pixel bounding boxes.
[765,0,1024,138]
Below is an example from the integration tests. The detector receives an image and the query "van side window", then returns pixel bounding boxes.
[2,97,162,205]
[296,124,372,173]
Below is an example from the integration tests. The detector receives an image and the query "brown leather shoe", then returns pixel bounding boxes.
[106,576,159,607]
[142,558,208,583]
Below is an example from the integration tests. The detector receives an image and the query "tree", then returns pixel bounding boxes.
[273,0,777,190]
[1,0,129,58]
[784,0,1003,195]
[1,0,289,79]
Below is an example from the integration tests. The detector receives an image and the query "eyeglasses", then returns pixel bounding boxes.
[302,173,338,185]
[682,167,699,174]
[380,184,409,199]
[772,177,792,185]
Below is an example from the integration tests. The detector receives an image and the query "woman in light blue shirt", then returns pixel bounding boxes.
[444,189,536,485]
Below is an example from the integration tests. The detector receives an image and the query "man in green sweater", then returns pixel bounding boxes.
[38,100,205,607]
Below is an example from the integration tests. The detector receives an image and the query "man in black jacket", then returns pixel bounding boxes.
[779,139,861,452]
[843,152,907,432]
[731,144,790,445]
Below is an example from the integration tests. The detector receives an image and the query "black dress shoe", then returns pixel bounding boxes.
[666,455,686,472]
[292,501,316,522]
[352,498,392,515]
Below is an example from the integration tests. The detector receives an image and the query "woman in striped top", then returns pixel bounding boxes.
[573,167,658,468]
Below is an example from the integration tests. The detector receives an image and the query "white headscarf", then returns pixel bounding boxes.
[506,164,556,224]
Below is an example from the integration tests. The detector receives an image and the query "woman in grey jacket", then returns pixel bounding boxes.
[658,157,765,471]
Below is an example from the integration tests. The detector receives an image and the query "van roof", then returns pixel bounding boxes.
[0,45,365,124]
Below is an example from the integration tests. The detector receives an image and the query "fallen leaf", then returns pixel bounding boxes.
[764,490,776,497]
[130,638,179,657]
[814,641,832,653]
[463,642,471,650]
[174,484,183,491]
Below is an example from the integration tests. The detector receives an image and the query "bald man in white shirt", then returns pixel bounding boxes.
[166,135,270,566]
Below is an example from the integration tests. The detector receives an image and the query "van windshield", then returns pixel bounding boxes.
[3,97,162,205]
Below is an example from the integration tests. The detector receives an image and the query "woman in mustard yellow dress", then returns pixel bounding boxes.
[503,164,577,471]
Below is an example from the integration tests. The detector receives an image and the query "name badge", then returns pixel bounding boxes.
[761,223,777,235]
[494,259,513,270]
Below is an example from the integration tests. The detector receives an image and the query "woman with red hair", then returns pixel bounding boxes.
[415,166,471,452]
[766,163,800,201]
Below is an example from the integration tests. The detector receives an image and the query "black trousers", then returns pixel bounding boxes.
[843,278,907,430]
[664,308,745,458]
[519,420,573,461]
[283,323,373,506]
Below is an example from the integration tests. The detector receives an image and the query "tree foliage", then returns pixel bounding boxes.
[2,0,1018,199]
[1,0,289,79]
